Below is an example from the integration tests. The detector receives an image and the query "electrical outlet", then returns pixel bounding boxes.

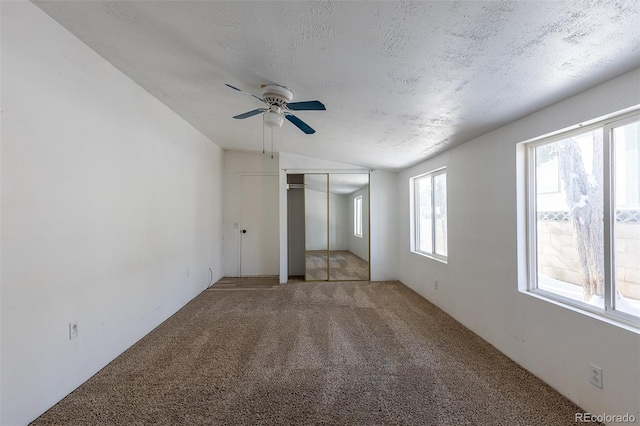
[69,321,78,340]
[434,279,439,290]
[589,363,603,388]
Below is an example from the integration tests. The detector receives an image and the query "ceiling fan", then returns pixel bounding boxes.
[226,83,325,134]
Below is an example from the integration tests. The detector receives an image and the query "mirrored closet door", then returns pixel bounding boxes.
[303,173,369,281]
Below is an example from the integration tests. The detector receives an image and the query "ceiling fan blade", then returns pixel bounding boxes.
[286,100,326,111]
[225,83,266,103]
[285,114,316,134]
[233,108,267,119]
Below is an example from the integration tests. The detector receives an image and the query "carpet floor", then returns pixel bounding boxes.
[31,281,595,425]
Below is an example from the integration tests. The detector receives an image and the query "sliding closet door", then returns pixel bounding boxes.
[302,173,370,281]
[304,174,328,281]
[328,174,370,280]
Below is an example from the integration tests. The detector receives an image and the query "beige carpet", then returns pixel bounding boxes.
[31,281,596,425]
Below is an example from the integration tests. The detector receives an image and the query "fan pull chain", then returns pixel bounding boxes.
[262,116,266,154]
[271,127,274,159]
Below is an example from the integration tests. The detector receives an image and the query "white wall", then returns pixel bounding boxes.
[304,188,329,250]
[223,150,279,276]
[397,68,640,423]
[329,192,348,251]
[305,189,348,251]
[0,3,224,425]
[370,170,398,281]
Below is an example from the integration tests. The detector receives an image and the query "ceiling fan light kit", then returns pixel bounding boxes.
[263,110,284,128]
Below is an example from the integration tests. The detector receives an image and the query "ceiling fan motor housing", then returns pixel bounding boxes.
[261,84,294,107]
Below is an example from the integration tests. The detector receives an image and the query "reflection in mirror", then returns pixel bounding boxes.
[303,173,370,281]
[304,174,328,280]
[328,174,369,280]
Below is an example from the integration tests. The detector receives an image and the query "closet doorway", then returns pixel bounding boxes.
[302,173,370,281]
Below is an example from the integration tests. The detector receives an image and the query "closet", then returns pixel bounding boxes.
[288,173,370,281]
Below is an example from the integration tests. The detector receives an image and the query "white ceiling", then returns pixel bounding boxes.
[34,1,640,172]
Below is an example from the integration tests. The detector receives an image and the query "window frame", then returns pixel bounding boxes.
[411,167,448,263]
[524,110,640,329]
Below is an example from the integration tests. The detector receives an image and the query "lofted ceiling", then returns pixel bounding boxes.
[34,1,640,172]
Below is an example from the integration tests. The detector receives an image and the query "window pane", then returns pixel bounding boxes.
[613,121,640,317]
[417,177,432,253]
[354,196,362,237]
[434,173,447,256]
[535,131,604,309]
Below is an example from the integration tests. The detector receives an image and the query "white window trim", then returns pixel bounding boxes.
[522,109,640,331]
[411,167,448,263]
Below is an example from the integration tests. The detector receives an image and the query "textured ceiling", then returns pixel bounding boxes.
[34,1,640,171]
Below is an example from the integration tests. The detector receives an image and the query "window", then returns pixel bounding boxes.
[525,111,640,326]
[412,168,447,261]
[354,195,363,238]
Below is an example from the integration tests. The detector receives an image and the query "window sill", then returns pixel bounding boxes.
[520,288,640,335]
[411,250,448,264]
